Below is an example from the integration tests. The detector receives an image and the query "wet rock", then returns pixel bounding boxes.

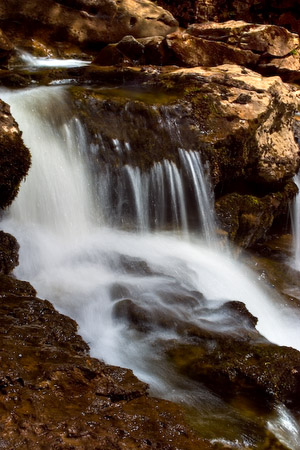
[68,64,299,246]
[167,338,300,410]
[71,65,300,185]
[0,99,31,209]
[0,230,19,274]
[0,274,37,297]
[0,0,178,49]
[0,292,212,449]
[215,181,298,248]
[113,298,154,332]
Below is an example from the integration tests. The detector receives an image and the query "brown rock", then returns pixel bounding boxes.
[165,30,260,68]
[168,338,300,409]
[156,0,300,35]
[0,28,13,63]
[0,99,31,209]
[0,0,178,48]
[0,292,212,449]
[0,230,19,274]
[188,21,299,57]
[215,181,298,248]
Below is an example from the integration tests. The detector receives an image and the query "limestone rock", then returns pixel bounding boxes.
[187,21,299,57]
[165,29,260,67]
[0,0,178,48]
[0,99,31,209]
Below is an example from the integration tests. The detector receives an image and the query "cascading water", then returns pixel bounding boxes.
[292,174,300,271]
[1,85,300,448]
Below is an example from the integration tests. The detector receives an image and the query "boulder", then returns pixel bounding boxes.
[0,99,31,209]
[0,0,178,48]
[187,21,299,57]
[164,29,260,68]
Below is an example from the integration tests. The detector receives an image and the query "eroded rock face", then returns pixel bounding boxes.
[0,0,178,48]
[0,99,31,209]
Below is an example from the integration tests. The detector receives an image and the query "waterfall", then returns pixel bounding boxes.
[11,49,91,70]
[292,173,300,270]
[1,84,300,448]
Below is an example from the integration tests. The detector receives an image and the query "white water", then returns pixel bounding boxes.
[11,49,91,70]
[1,85,300,447]
[292,173,300,270]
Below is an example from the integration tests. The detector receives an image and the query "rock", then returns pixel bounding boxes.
[167,338,300,409]
[0,230,19,274]
[156,0,300,35]
[0,273,37,297]
[116,35,145,61]
[215,181,298,248]
[94,20,299,81]
[66,64,299,246]
[165,29,260,68]
[0,0,178,49]
[0,99,31,209]
[187,21,299,57]
[0,292,212,449]
[0,28,13,64]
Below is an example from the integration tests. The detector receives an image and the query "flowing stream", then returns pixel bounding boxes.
[1,85,300,448]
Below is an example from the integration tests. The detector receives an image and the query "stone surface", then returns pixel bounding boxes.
[215,181,298,248]
[0,0,178,48]
[165,29,260,68]
[168,338,300,409]
[0,285,213,449]
[0,230,19,274]
[0,99,31,209]
[0,28,13,64]
[187,21,299,57]
[156,0,300,34]
[94,21,299,81]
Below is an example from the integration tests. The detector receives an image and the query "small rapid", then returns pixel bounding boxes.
[1,85,300,448]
